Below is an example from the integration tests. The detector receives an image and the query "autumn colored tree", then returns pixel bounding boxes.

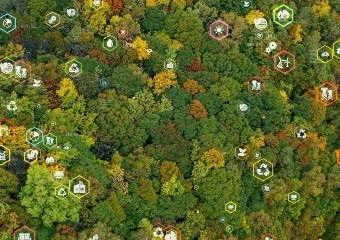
[148,70,178,95]
[290,24,303,43]
[245,9,265,24]
[182,79,206,95]
[104,0,124,15]
[132,36,152,60]
[188,58,206,72]
[189,99,208,120]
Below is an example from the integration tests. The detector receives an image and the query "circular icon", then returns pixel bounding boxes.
[0,62,14,74]
[254,18,268,30]
[3,18,12,28]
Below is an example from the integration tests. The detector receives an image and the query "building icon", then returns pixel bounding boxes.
[18,233,32,240]
[73,181,86,194]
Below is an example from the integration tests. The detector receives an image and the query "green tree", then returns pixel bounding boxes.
[20,165,81,227]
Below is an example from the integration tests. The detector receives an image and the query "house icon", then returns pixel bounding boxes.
[73,181,86,194]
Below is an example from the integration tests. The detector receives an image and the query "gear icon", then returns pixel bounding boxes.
[269,41,277,49]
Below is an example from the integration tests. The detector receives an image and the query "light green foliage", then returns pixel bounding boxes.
[20,165,81,227]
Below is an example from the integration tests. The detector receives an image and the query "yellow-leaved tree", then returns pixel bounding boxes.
[146,0,158,7]
[312,0,331,17]
[290,24,303,43]
[147,70,177,95]
[245,9,265,25]
[131,37,151,60]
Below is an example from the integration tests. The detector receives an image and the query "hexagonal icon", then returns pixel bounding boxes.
[0,57,15,79]
[254,31,263,40]
[294,127,309,141]
[50,165,68,184]
[91,0,103,10]
[26,127,43,146]
[13,226,36,240]
[253,159,274,181]
[122,37,133,50]
[165,225,182,240]
[117,26,129,39]
[65,6,78,19]
[62,143,72,151]
[65,59,82,77]
[164,59,177,71]
[0,117,16,142]
[0,145,11,166]
[0,13,17,33]
[43,153,58,167]
[317,45,333,63]
[273,4,294,27]
[55,185,69,199]
[288,191,300,204]
[333,40,340,59]
[263,31,275,39]
[99,77,110,88]
[43,133,57,149]
[315,82,338,106]
[5,99,18,115]
[235,144,250,160]
[150,223,167,239]
[273,50,296,75]
[45,12,61,28]
[248,76,265,94]
[261,233,277,240]
[12,60,32,84]
[209,19,229,41]
[225,201,237,213]
[103,36,117,51]
[240,0,252,11]
[24,147,41,164]
[261,37,282,58]
[69,175,90,198]
[254,16,270,31]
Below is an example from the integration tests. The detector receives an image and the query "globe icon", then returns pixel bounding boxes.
[3,18,12,28]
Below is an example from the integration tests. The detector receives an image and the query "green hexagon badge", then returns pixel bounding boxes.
[43,133,57,149]
[65,59,82,77]
[103,36,117,51]
[288,191,300,204]
[273,4,294,27]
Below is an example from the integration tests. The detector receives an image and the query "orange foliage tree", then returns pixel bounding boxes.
[188,58,205,71]
[104,0,124,15]
[182,79,206,95]
[190,99,208,120]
